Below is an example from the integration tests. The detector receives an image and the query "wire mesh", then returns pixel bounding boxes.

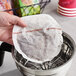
[4,0,51,17]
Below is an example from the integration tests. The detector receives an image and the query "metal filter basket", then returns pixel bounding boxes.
[5,0,51,16]
[12,32,76,76]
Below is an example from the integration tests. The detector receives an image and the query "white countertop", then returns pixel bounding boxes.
[0,0,76,76]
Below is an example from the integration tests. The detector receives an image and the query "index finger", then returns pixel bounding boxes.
[11,16,27,27]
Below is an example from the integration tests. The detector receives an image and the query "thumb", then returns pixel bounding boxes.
[11,15,27,27]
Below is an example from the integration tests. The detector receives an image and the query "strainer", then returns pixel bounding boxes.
[12,32,75,76]
[4,0,51,16]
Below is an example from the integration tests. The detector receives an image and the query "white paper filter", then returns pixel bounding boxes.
[12,14,63,64]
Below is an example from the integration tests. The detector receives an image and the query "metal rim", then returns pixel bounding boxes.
[12,32,76,75]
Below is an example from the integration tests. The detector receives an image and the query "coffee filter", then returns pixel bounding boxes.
[12,14,63,64]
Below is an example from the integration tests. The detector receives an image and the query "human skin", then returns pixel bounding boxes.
[0,12,26,45]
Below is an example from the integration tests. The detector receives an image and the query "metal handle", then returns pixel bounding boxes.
[0,47,5,66]
[0,42,13,52]
[0,42,13,66]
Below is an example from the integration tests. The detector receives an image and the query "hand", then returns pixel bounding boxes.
[0,12,26,45]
